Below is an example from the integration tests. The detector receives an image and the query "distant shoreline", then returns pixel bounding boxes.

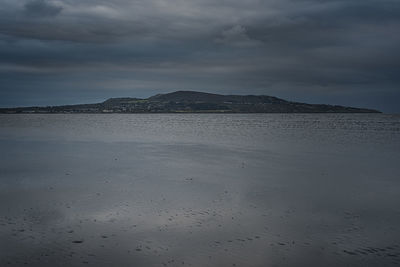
[0,90,381,114]
[0,111,384,114]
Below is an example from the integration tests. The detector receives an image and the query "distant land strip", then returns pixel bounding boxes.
[0,91,380,114]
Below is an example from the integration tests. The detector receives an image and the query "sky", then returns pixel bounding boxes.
[0,0,399,113]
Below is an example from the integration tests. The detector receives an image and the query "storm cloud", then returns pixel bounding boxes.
[24,0,63,17]
[0,0,399,112]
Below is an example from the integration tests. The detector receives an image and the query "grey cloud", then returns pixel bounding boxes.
[215,25,263,47]
[24,0,63,17]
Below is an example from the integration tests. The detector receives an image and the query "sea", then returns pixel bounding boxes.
[0,113,399,267]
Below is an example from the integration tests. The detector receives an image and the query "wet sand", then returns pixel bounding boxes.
[1,114,400,266]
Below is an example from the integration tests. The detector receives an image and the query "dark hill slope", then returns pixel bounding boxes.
[0,91,380,113]
[149,91,285,104]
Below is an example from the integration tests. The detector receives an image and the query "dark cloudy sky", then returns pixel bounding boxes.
[0,0,399,112]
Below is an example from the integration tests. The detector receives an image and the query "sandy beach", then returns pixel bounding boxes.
[1,113,400,267]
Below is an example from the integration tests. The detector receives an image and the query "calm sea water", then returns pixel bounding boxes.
[1,114,400,267]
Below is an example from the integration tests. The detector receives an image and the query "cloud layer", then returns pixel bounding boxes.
[0,0,399,112]
[24,0,63,17]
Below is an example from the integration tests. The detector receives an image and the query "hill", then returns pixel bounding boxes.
[0,91,380,113]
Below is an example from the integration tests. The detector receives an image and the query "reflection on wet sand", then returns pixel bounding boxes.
[1,114,400,266]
